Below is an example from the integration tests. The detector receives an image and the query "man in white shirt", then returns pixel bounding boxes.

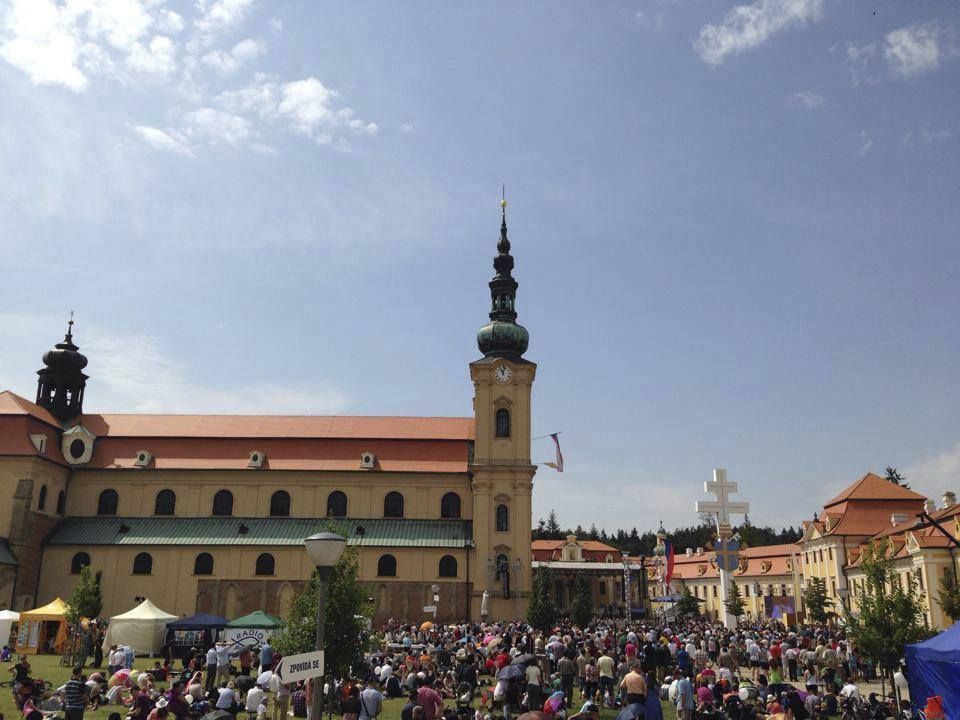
[109,646,126,675]
[246,683,267,714]
[205,646,219,692]
[839,682,860,701]
[216,642,233,685]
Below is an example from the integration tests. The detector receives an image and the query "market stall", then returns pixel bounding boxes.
[101,599,177,656]
[165,613,228,657]
[0,609,20,647]
[223,610,282,651]
[905,621,960,719]
[16,597,68,654]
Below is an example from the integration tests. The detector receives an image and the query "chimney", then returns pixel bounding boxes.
[943,492,957,509]
[891,513,908,527]
[686,548,693,557]
[924,499,937,514]
[696,547,703,555]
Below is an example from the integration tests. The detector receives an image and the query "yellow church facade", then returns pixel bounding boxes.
[0,207,537,625]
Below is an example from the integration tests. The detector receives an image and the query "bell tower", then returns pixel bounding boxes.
[469,199,537,620]
[36,316,89,422]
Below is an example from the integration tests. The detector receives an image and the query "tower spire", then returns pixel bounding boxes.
[36,315,89,421]
[476,193,529,359]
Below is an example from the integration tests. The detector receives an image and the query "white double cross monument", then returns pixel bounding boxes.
[695,468,750,629]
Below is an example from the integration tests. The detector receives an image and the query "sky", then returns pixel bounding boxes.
[1,0,959,537]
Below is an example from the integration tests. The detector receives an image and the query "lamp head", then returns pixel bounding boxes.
[304,532,347,568]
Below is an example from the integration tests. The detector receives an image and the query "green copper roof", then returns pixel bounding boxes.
[0,540,17,566]
[46,517,473,548]
[477,206,529,359]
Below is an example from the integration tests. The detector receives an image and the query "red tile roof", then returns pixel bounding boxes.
[0,390,62,428]
[825,472,926,508]
[531,539,620,562]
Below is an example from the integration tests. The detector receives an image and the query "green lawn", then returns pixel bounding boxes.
[1,655,677,720]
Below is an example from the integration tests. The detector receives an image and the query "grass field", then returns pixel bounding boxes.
[0,655,678,720]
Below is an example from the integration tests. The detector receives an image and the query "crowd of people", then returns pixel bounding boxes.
[3,615,919,720]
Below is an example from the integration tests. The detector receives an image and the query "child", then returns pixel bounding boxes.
[256,701,267,720]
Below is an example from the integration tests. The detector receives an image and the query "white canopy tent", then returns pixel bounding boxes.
[0,609,19,646]
[101,599,177,656]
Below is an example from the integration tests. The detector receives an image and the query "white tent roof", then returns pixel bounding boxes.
[0,610,20,620]
[110,599,177,622]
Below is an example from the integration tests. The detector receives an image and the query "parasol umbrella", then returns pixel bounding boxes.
[543,692,566,715]
[421,621,433,631]
[511,653,536,665]
[256,670,273,688]
[615,703,646,720]
[497,665,525,681]
[546,641,565,655]
[483,633,495,645]
[517,713,549,720]
[486,637,502,651]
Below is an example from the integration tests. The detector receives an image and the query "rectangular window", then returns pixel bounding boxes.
[599,581,606,595]
[712,585,718,598]
[831,580,837,596]
[829,547,834,561]
[745,585,750,597]
[918,571,924,590]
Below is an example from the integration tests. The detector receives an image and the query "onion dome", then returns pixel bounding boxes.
[476,199,530,359]
[36,315,89,421]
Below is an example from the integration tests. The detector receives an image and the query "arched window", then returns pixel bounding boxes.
[495,408,510,438]
[212,489,233,516]
[383,492,404,518]
[439,555,458,578]
[154,489,176,516]
[255,553,275,576]
[440,492,461,519]
[38,485,47,511]
[56,490,66,515]
[496,504,509,532]
[270,491,290,517]
[377,554,397,577]
[70,552,90,574]
[132,552,153,575]
[326,491,347,518]
[194,553,214,576]
[97,489,118,516]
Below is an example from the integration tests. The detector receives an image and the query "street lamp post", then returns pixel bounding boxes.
[304,532,347,720]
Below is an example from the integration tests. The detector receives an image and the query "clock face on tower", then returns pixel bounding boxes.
[494,364,512,383]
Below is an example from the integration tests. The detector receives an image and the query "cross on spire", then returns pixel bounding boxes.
[695,468,750,529]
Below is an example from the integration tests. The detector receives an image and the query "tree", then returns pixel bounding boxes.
[846,541,930,700]
[802,577,835,624]
[571,574,593,628]
[724,581,746,620]
[527,566,557,631]
[545,510,562,540]
[884,467,910,489]
[588,524,599,541]
[66,566,103,624]
[937,565,960,624]
[274,548,372,678]
[675,587,700,618]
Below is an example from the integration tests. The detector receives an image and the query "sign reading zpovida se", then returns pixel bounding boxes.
[276,650,325,685]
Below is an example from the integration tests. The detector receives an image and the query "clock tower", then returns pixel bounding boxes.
[470,200,537,620]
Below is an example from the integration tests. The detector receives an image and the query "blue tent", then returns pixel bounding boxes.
[166,613,228,629]
[904,622,960,718]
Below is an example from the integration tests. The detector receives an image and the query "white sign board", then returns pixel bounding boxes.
[422,605,436,613]
[223,627,270,651]
[276,650,325,685]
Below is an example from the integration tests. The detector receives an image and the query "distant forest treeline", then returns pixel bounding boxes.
[532,509,802,557]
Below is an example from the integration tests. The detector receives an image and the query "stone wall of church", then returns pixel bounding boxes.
[9,477,64,610]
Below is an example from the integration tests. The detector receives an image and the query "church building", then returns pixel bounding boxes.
[0,206,537,625]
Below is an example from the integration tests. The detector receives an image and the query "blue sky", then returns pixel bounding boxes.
[2,0,959,534]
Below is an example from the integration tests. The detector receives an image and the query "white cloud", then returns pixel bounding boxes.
[157,10,184,35]
[786,90,824,108]
[399,123,415,135]
[695,0,824,66]
[268,17,282,34]
[0,0,88,91]
[183,107,251,146]
[859,130,873,156]
[133,124,193,156]
[884,23,950,78]
[79,0,154,53]
[192,0,256,49]
[0,313,352,415]
[201,36,264,74]
[125,34,176,76]
[218,75,377,145]
[845,41,877,86]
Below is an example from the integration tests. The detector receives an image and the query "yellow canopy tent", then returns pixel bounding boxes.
[16,597,69,655]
